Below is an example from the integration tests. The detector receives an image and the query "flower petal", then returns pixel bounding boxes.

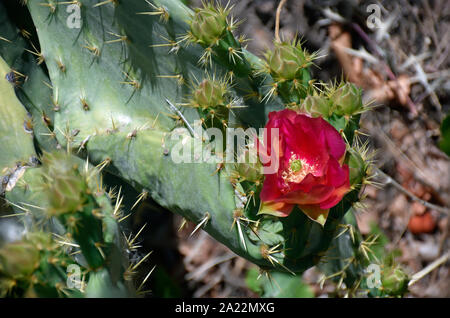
[258,201,295,217]
[298,205,330,226]
[260,173,283,201]
[275,183,334,205]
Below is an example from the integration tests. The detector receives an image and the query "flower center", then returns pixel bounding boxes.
[290,159,303,172]
[282,153,317,186]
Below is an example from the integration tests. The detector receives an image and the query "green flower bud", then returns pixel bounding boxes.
[347,149,367,187]
[190,7,228,45]
[301,95,333,118]
[266,41,308,80]
[192,78,227,109]
[381,265,409,296]
[331,83,363,116]
[0,242,39,279]
[40,152,87,215]
[234,149,263,183]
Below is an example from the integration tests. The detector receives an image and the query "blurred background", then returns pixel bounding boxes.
[89,0,450,297]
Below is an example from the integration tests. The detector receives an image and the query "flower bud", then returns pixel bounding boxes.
[190,7,227,45]
[301,95,333,118]
[267,42,307,80]
[331,83,363,116]
[192,78,227,109]
[347,149,366,187]
[0,242,39,279]
[41,152,87,215]
[381,265,409,296]
[234,149,263,183]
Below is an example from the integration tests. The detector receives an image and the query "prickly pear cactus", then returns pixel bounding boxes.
[0,0,389,297]
[0,40,137,296]
[4,151,137,297]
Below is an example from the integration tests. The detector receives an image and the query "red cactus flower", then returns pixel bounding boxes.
[257,109,350,225]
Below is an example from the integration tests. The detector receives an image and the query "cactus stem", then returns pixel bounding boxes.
[190,212,210,237]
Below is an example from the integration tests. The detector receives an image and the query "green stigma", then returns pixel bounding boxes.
[290,159,303,172]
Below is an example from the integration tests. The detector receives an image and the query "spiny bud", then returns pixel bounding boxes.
[192,78,228,109]
[300,95,333,118]
[189,4,228,46]
[234,149,263,183]
[347,149,367,187]
[331,83,363,116]
[381,264,409,296]
[40,152,87,215]
[0,241,39,279]
[266,41,309,81]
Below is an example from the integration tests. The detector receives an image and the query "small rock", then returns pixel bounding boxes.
[408,211,436,235]
[390,119,408,140]
[389,194,409,217]
[411,201,426,215]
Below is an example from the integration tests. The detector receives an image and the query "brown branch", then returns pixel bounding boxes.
[375,168,450,215]
[275,0,287,42]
